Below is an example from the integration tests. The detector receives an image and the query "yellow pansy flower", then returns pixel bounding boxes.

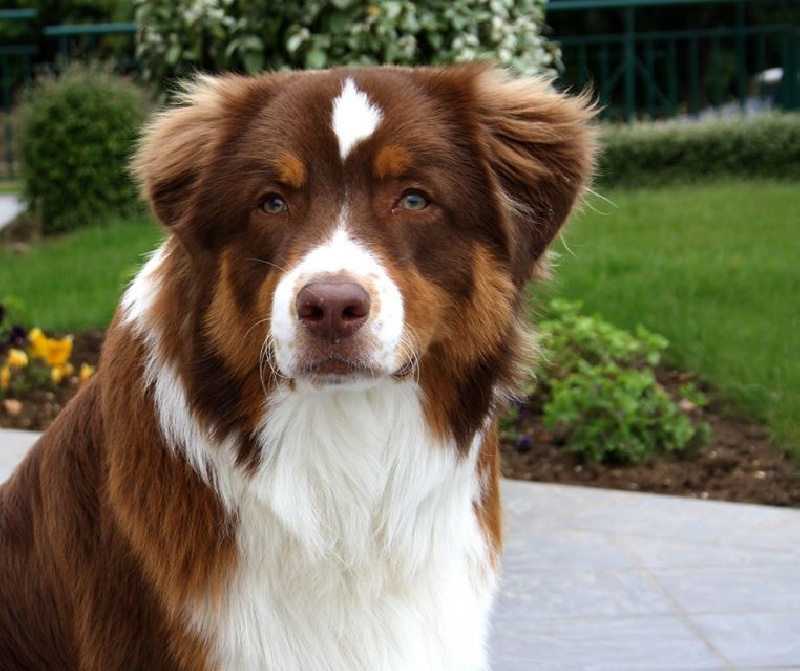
[51,362,75,384]
[0,366,9,391]
[6,349,29,369]
[79,363,96,384]
[29,328,73,366]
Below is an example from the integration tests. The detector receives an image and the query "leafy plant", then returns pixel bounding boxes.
[503,299,711,465]
[543,362,707,464]
[134,0,560,88]
[536,298,668,379]
[16,63,150,234]
[0,300,94,397]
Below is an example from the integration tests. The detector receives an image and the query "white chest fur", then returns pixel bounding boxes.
[185,380,496,671]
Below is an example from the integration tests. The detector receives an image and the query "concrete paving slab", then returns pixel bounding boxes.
[0,194,24,232]
[2,432,800,669]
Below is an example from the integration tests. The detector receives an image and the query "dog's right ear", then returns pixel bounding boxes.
[131,74,280,251]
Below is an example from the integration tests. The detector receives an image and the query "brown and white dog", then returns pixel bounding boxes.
[0,66,594,669]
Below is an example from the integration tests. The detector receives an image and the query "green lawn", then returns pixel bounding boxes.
[2,181,798,454]
[0,215,163,332]
[547,180,799,453]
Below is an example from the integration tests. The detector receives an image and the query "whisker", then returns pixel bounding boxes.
[248,258,289,273]
[244,315,272,341]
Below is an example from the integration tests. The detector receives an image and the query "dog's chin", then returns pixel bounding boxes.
[283,355,417,391]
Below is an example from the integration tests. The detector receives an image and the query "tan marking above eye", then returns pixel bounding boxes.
[277,152,307,189]
[374,144,412,179]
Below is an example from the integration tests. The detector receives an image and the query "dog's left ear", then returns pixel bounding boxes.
[475,70,598,288]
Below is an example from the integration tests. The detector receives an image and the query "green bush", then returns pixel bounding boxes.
[505,299,711,465]
[16,64,150,234]
[134,0,559,88]
[543,363,706,464]
[598,113,800,187]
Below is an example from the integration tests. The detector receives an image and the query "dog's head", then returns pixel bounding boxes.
[132,66,595,445]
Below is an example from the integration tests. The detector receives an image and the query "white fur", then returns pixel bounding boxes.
[121,243,496,671]
[270,223,406,381]
[332,78,383,160]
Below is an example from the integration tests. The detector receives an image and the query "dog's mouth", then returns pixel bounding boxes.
[391,354,418,380]
[295,354,418,385]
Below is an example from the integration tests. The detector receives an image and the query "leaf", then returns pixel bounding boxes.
[305,48,327,69]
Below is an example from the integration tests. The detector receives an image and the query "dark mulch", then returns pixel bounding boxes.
[2,331,798,508]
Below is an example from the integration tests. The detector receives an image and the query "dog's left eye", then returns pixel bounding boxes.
[396,190,429,212]
[261,195,288,214]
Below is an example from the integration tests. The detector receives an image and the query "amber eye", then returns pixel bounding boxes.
[261,195,288,214]
[397,190,429,212]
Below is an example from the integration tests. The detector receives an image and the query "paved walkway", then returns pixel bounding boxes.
[0,194,24,232]
[2,429,799,669]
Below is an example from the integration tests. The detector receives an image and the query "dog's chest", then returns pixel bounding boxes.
[186,382,495,671]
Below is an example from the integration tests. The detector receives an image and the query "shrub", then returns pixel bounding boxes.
[503,299,711,464]
[16,64,150,234]
[134,0,559,88]
[598,113,800,187]
[543,363,706,464]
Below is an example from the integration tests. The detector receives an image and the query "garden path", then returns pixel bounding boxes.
[0,195,24,232]
[1,429,799,670]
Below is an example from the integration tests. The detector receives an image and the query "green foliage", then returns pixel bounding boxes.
[530,300,710,465]
[16,64,150,234]
[598,114,800,187]
[537,298,668,379]
[544,363,706,464]
[134,0,559,87]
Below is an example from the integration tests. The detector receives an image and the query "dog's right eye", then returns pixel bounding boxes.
[261,195,288,214]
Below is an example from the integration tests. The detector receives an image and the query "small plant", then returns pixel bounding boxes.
[536,298,668,378]
[0,300,94,398]
[543,362,707,464]
[16,63,150,234]
[502,299,711,465]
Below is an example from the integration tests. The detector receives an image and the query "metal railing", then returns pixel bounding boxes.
[549,0,799,120]
[0,9,37,181]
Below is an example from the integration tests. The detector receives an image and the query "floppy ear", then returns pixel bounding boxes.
[475,70,598,288]
[131,74,282,254]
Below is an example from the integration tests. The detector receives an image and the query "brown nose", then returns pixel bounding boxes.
[296,281,371,341]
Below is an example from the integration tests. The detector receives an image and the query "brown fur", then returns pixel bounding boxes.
[0,65,595,667]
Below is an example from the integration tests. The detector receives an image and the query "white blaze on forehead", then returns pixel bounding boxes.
[331,78,383,160]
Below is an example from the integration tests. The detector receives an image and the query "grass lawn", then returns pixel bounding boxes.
[0,181,22,195]
[2,181,798,454]
[0,215,163,332]
[547,180,799,454]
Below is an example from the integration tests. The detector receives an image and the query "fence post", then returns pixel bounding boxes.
[624,5,637,122]
[736,0,748,108]
[783,28,799,111]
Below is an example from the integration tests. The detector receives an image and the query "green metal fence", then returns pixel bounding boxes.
[549,0,799,120]
[0,9,37,181]
[1,2,798,180]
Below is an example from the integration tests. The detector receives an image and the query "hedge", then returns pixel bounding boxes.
[597,113,800,188]
[17,65,150,234]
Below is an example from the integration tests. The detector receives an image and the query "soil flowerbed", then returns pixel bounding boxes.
[2,332,798,508]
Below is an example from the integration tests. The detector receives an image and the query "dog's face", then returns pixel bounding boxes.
[132,66,595,446]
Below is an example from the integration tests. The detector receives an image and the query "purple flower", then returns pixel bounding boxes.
[515,435,533,453]
[8,325,27,348]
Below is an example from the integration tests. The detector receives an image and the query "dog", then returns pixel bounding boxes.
[0,65,595,670]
